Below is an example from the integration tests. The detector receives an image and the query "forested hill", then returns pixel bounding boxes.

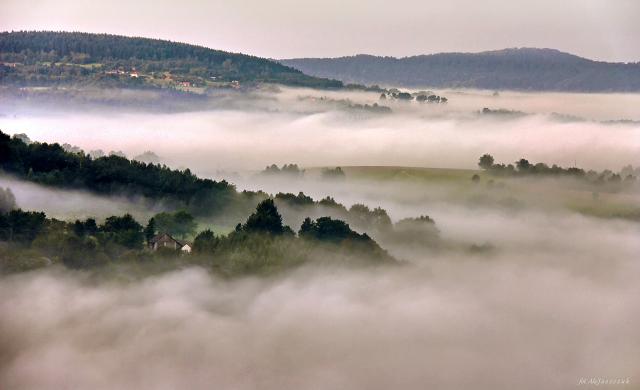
[0,31,343,89]
[280,48,640,92]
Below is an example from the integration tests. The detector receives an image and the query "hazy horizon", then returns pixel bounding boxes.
[2,88,639,173]
[1,0,639,63]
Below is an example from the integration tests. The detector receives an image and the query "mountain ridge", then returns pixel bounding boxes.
[0,31,344,89]
[280,48,640,91]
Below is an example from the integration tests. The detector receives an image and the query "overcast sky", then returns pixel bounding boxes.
[1,0,638,62]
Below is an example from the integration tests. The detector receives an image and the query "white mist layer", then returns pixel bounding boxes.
[0,88,639,389]
[0,176,161,221]
[1,175,639,389]
[1,213,638,390]
[1,89,639,175]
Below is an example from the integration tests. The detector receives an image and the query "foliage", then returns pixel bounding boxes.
[479,154,586,178]
[144,217,156,243]
[298,216,393,263]
[0,201,397,275]
[0,209,46,242]
[275,192,314,207]
[321,167,346,180]
[101,214,144,249]
[481,107,527,117]
[478,154,495,170]
[243,199,286,235]
[153,210,197,239]
[348,204,392,232]
[318,196,348,213]
[192,229,218,254]
[1,130,402,233]
[0,129,255,219]
[299,216,359,241]
[3,131,439,245]
[261,163,304,177]
[0,31,344,89]
[72,218,98,237]
[0,187,17,213]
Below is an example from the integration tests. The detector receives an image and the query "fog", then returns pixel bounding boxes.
[1,209,638,389]
[0,176,162,221]
[1,88,639,389]
[1,88,639,176]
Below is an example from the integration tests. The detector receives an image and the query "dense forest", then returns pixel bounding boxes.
[0,31,343,89]
[280,48,640,92]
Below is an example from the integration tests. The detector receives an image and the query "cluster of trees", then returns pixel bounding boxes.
[297,95,392,114]
[0,209,47,243]
[383,216,440,247]
[480,107,527,117]
[479,154,585,177]
[148,210,197,240]
[1,131,442,247]
[0,187,17,213]
[275,192,315,207]
[271,193,406,241]
[0,199,395,275]
[380,89,448,103]
[261,163,304,177]
[416,94,448,103]
[348,102,392,113]
[0,130,256,221]
[0,208,147,271]
[477,154,638,184]
[321,167,346,180]
[0,31,344,89]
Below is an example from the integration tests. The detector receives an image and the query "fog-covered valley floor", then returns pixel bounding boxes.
[2,88,640,174]
[1,87,639,389]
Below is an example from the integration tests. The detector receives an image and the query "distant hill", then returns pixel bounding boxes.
[0,31,343,89]
[280,48,640,92]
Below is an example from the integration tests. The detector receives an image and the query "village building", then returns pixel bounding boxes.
[149,233,192,253]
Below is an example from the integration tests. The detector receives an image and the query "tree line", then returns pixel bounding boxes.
[0,130,408,233]
[477,153,638,184]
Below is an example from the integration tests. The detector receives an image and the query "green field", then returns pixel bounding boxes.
[308,165,640,222]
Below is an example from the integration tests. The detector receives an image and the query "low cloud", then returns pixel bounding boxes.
[0,87,638,389]
[1,88,639,176]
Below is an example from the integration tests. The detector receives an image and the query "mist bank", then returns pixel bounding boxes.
[1,85,638,389]
[1,88,639,175]
[0,175,162,221]
[2,184,638,385]
[1,208,638,390]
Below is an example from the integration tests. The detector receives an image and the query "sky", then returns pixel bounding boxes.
[1,0,639,62]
